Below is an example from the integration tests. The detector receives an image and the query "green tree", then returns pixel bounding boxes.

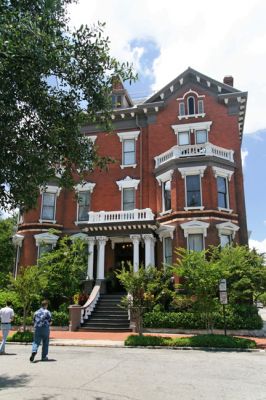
[0,215,16,288]
[38,236,87,308]
[214,245,266,304]
[116,265,175,335]
[10,265,45,331]
[0,0,135,211]
[175,248,223,332]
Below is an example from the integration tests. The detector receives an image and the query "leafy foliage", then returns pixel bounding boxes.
[116,265,175,335]
[0,216,16,288]
[7,330,34,343]
[125,334,257,349]
[174,246,266,331]
[0,0,136,210]
[9,265,46,331]
[38,236,87,308]
[143,305,263,330]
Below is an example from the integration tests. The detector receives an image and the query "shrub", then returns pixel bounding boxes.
[0,290,23,313]
[143,305,263,330]
[7,330,34,343]
[51,311,69,326]
[125,334,256,349]
[13,314,33,327]
[258,292,266,306]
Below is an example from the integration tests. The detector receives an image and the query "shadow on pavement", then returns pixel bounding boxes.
[33,359,57,363]
[0,374,30,390]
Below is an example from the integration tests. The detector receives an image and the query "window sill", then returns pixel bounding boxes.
[39,219,57,224]
[178,113,206,120]
[120,164,137,169]
[218,207,233,214]
[74,220,88,226]
[184,206,204,211]
[159,209,172,216]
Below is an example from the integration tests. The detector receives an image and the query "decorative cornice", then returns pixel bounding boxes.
[116,176,140,191]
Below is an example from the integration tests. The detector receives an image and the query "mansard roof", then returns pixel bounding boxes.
[142,67,247,138]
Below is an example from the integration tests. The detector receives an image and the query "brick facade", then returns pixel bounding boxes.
[15,68,248,283]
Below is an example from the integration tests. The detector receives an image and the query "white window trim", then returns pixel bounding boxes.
[70,233,88,242]
[181,220,209,250]
[216,222,239,240]
[213,167,234,212]
[195,129,208,144]
[178,166,206,210]
[156,169,174,186]
[156,225,175,241]
[39,185,61,224]
[163,237,173,265]
[74,183,95,225]
[34,232,59,258]
[116,176,140,191]
[121,138,137,169]
[172,121,212,138]
[122,187,136,211]
[162,180,172,212]
[86,135,97,144]
[117,130,140,142]
[177,89,205,101]
[117,131,140,169]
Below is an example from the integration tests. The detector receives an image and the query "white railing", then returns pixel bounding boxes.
[88,208,154,224]
[80,283,101,324]
[154,142,234,167]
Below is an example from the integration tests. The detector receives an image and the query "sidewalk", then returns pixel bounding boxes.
[5,329,266,349]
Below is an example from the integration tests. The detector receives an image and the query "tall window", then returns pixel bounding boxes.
[162,180,171,211]
[196,129,207,144]
[78,191,90,221]
[39,243,53,258]
[187,97,195,115]
[188,234,203,251]
[179,102,185,116]
[186,175,201,207]
[217,176,228,208]
[178,131,190,145]
[112,94,123,108]
[220,234,232,248]
[41,192,56,221]
[164,237,172,264]
[123,139,136,165]
[123,188,135,210]
[198,99,204,114]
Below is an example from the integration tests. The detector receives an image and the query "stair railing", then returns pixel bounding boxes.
[80,281,101,324]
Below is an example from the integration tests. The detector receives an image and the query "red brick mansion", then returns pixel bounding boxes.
[14,67,248,285]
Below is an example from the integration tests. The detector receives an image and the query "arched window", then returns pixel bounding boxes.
[187,97,195,115]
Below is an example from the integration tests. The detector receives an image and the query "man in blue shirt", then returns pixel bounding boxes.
[30,300,52,362]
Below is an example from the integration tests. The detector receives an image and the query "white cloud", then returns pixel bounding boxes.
[68,0,266,133]
[241,150,248,167]
[249,238,266,254]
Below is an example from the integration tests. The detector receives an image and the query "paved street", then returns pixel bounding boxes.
[0,345,265,400]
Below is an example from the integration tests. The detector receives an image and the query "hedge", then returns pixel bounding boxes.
[7,330,34,343]
[125,334,257,349]
[143,305,263,330]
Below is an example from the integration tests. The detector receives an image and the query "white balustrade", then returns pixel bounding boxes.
[88,208,154,224]
[154,142,234,167]
[80,283,101,323]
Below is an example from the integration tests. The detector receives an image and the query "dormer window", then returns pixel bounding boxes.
[112,94,123,108]
[187,97,195,115]
[179,102,185,116]
[177,89,206,120]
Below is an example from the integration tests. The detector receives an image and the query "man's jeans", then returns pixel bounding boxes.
[0,323,11,353]
[32,326,50,359]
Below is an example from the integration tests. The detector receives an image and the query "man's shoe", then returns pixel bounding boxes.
[30,352,36,362]
[41,356,48,361]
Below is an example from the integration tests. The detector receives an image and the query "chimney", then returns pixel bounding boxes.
[223,76,234,87]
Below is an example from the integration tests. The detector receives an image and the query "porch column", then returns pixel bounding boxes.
[87,237,95,280]
[96,236,108,280]
[143,234,156,268]
[130,235,141,273]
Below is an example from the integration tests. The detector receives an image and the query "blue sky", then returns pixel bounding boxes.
[69,0,266,252]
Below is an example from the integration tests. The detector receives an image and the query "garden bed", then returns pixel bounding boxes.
[125,334,257,349]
